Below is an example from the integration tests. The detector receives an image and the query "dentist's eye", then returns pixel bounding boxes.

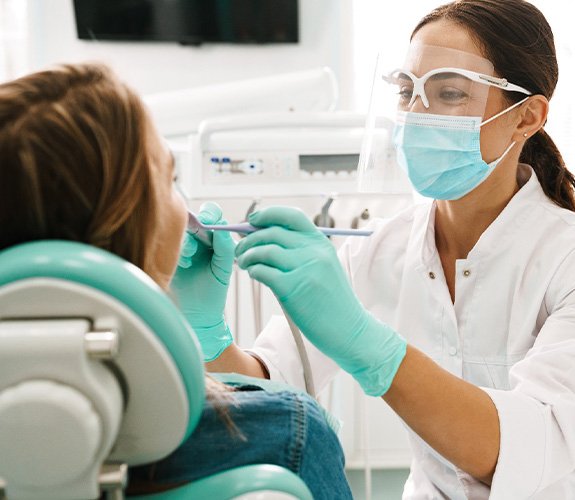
[399,87,414,98]
[397,85,414,105]
[439,87,468,102]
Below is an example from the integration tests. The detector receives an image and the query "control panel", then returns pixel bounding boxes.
[204,152,359,184]
[182,111,410,199]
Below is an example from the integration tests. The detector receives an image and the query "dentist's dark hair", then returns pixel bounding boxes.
[413,0,575,211]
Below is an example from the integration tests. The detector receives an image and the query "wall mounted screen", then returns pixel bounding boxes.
[73,0,299,45]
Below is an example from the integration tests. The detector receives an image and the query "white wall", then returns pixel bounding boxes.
[350,0,439,112]
[23,0,575,160]
[27,0,354,108]
[0,0,28,81]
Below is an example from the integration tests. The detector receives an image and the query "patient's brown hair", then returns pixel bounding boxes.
[0,64,240,458]
[0,63,157,272]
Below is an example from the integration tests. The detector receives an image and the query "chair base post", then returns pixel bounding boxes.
[100,463,128,500]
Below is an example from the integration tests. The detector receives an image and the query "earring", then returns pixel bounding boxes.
[523,132,528,138]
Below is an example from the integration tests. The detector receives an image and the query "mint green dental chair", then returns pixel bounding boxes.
[0,241,312,500]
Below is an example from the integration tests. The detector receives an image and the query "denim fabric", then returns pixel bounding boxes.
[211,372,343,434]
[128,386,352,499]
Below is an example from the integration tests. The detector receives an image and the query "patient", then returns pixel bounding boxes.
[0,63,352,499]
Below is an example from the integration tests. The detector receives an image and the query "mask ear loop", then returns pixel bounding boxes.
[481,97,530,166]
[480,96,530,126]
[491,140,517,166]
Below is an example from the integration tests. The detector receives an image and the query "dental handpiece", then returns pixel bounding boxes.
[187,211,373,247]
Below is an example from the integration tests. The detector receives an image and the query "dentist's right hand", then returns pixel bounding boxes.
[171,202,235,362]
[235,206,407,396]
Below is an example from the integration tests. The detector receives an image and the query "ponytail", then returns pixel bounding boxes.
[520,130,575,211]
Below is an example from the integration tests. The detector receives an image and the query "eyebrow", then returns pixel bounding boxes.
[397,71,472,82]
[428,72,473,81]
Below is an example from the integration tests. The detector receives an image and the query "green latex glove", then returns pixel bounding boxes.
[171,202,235,362]
[235,207,407,396]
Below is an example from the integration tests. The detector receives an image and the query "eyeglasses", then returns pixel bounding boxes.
[383,67,532,110]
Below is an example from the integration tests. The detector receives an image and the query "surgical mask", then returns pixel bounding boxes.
[392,97,529,200]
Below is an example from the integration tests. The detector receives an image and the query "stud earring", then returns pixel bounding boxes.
[523,132,528,138]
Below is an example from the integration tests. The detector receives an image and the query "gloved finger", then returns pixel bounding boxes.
[178,253,193,269]
[244,263,289,298]
[181,231,199,257]
[198,201,224,225]
[212,226,236,258]
[177,232,199,268]
[248,206,318,233]
[211,230,236,283]
[235,226,311,258]
[237,244,299,273]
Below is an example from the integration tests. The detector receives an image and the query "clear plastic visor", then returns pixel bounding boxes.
[357,44,497,193]
[384,67,495,116]
[384,43,496,117]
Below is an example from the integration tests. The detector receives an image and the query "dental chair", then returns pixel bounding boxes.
[0,241,313,500]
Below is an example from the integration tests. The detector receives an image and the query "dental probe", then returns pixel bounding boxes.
[187,211,373,247]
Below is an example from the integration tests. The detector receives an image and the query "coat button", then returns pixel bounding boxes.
[429,271,436,279]
[448,346,457,356]
[463,269,471,277]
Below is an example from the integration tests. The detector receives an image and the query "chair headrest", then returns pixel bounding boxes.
[0,241,205,456]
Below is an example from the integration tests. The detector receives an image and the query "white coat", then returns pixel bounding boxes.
[250,164,575,499]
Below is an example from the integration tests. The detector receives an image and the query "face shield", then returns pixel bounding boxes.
[357,43,529,194]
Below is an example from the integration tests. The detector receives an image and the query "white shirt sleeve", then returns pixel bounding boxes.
[484,250,575,498]
[248,314,340,394]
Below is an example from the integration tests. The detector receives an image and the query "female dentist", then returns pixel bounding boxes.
[175,0,575,497]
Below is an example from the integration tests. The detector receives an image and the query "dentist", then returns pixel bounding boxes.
[176,0,575,497]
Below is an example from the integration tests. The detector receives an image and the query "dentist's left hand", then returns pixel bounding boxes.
[171,202,235,362]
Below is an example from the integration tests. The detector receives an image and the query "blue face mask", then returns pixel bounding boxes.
[392,99,527,200]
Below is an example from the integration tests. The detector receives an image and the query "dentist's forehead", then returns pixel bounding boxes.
[403,42,495,77]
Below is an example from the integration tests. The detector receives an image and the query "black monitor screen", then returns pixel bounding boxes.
[73,0,299,45]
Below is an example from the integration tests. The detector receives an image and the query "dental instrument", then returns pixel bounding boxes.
[187,211,373,247]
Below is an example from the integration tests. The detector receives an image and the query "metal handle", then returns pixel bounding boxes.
[85,331,119,360]
[100,463,128,500]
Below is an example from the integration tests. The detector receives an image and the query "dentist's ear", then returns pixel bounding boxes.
[515,94,549,142]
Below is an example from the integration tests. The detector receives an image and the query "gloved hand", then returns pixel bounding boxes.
[171,202,235,362]
[235,207,407,396]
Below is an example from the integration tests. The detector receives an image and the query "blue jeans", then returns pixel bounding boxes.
[127,384,352,499]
